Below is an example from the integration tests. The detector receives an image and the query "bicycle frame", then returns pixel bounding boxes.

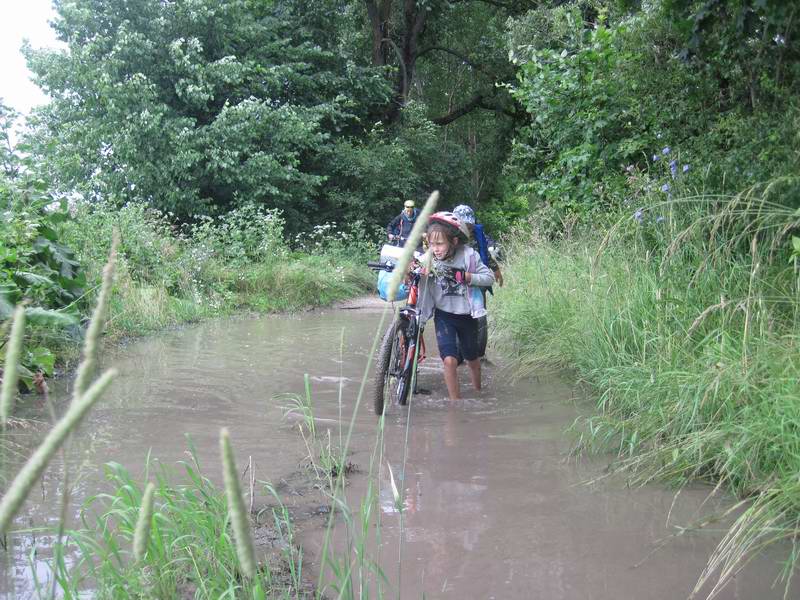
[368,256,427,412]
[396,263,425,368]
[396,306,421,383]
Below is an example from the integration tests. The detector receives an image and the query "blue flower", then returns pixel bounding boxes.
[652,154,659,162]
[682,164,690,173]
[669,160,677,177]
[662,146,671,155]
[656,216,665,224]
[661,183,671,193]
[634,208,644,224]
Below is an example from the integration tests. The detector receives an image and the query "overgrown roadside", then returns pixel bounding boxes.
[0,240,371,599]
[2,196,378,386]
[492,185,800,595]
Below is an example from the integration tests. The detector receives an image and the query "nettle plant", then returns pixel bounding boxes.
[0,175,82,386]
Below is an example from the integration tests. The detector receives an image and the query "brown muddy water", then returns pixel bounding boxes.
[0,298,790,599]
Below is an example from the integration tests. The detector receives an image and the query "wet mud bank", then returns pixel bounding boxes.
[0,297,789,598]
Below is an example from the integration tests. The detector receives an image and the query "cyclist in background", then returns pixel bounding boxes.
[452,204,503,286]
[387,200,419,245]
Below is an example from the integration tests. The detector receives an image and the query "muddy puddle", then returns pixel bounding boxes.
[0,298,791,599]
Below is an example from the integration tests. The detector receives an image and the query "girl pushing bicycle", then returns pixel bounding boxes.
[417,212,495,400]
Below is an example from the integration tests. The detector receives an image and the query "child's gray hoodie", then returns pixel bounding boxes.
[417,245,495,327]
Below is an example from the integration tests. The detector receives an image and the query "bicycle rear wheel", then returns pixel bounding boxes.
[374,319,413,415]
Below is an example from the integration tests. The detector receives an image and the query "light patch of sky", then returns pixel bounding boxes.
[1,0,64,115]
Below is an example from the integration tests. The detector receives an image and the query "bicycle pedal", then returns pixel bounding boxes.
[414,387,432,395]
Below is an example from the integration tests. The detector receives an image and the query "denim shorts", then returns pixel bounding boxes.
[434,308,479,361]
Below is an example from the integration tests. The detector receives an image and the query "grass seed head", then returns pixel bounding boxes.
[133,482,156,562]
[0,368,116,536]
[0,306,26,428]
[386,461,403,513]
[220,427,257,579]
[73,231,118,401]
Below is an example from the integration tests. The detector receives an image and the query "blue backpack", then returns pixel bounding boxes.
[376,269,409,301]
[473,223,490,267]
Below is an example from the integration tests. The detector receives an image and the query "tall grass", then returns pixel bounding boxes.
[52,454,304,599]
[493,181,800,596]
[44,201,377,364]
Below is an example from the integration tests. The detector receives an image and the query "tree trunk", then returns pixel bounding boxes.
[400,0,427,101]
[365,0,392,66]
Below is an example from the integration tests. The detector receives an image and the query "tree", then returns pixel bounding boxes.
[362,0,528,125]
[24,0,391,227]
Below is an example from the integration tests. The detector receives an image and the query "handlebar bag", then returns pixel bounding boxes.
[379,244,404,264]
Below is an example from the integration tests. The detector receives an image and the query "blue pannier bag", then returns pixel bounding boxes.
[377,269,408,301]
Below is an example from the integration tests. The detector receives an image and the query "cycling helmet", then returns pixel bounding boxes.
[452,204,475,225]
[428,211,470,242]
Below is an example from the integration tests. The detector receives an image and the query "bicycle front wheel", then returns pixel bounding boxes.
[374,319,413,415]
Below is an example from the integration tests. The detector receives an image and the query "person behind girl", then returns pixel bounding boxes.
[417,212,495,400]
[452,204,503,286]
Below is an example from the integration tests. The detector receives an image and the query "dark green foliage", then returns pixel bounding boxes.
[0,105,81,385]
[0,193,82,315]
[505,0,800,223]
[21,0,522,232]
[0,113,84,316]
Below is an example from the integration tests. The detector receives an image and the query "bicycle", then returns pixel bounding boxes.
[367,256,426,416]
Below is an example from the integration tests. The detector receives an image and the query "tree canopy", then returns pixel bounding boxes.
[17,0,800,231]
[23,0,393,226]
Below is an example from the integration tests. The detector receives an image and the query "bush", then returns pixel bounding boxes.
[188,203,288,266]
[63,201,189,295]
[0,152,83,383]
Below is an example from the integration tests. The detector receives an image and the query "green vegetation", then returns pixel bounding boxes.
[0,239,388,599]
[3,0,800,595]
[490,2,800,589]
[51,454,310,599]
[63,201,375,331]
[2,190,375,370]
[20,0,492,230]
[503,1,799,229]
[493,183,800,593]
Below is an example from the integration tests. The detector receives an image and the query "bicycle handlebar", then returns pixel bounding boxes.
[368,260,426,279]
[367,261,393,271]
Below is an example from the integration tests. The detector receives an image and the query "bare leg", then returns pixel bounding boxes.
[442,356,461,400]
[466,358,481,391]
